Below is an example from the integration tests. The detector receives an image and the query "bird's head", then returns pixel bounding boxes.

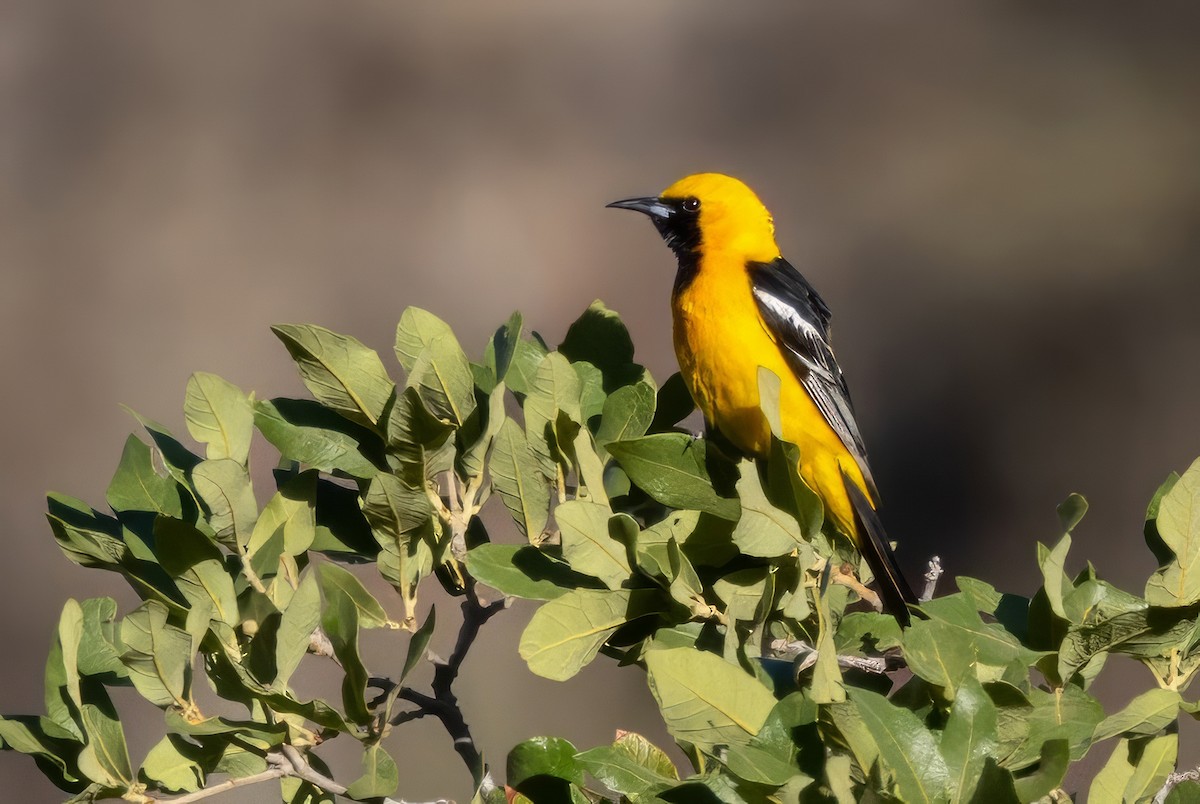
[607,173,779,264]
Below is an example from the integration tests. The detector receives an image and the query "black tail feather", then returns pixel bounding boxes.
[841,471,918,626]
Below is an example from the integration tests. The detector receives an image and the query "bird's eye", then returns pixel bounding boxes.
[681,197,701,213]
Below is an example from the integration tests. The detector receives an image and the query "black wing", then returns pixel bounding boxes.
[749,257,880,502]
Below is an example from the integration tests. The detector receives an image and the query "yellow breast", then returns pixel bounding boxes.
[671,250,867,534]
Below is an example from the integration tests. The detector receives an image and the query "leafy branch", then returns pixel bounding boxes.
[4,302,1200,802]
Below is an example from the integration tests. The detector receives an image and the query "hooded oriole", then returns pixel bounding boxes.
[609,172,916,623]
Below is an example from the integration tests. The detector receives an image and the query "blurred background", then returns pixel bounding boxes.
[3,1,1199,799]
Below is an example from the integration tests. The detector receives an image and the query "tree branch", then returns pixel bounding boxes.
[367,582,508,795]
[770,638,904,675]
[154,763,287,803]
[151,747,436,804]
[1154,766,1200,804]
[920,555,944,603]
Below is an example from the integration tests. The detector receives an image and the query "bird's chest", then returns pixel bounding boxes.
[671,262,781,454]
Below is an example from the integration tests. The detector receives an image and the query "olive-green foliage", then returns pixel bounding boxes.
[4,301,1200,802]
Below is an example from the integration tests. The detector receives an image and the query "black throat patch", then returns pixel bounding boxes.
[654,213,702,299]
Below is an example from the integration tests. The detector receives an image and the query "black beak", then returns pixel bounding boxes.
[606,196,674,221]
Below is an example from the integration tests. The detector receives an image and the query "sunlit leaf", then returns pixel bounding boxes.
[644,648,775,748]
[273,323,394,429]
[519,589,642,681]
[490,418,550,542]
[183,372,254,464]
[607,434,739,520]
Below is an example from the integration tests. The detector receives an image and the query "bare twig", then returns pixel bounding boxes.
[369,583,508,794]
[152,748,440,804]
[920,555,944,603]
[153,763,287,803]
[1154,767,1200,804]
[235,542,269,596]
[770,639,901,675]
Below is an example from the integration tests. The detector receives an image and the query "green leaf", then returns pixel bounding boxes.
[519,589,639,680]
[0,716,84,790]
[402,607,436,683]
[1004,684,1104,770]
[649,372,696,432]
[574,746,675,796]
[919,595,1043,682]
[555,500,630,590]
[282,775,336,804]
[595,382,656,447]
[395,307,455,369]
[731,460,809,558]
[464,544,595,600]
[766,440,825,542]
[850,688,950,803]
[254,398,381,479]
[524,352,583,479]
[46,493,128,568]
[105,436,183,518]
[504,336,550,398]
[76,704,132,787]
[723,743,796,785]
[488,311,523,383]
[318,569,371,725]
[902,618,978,695]
[274,569,322,688]
[1089,737,1138,803]
[940,677,997,802]
[1146,457,1200,606]
[77,598,125,679]
[1039,534,1073,621]
[360,472,434,618]
[386,385,456,483]
[644,647,775,749]
[1012,740,1070,803]
[559,301,641,389]
[607,434,739,520]
[183,372,254,464]
[317,563,394,630]
[1057,492,1089,533]
[407,334,477,427]
[119,601,192,710]
[361,472,432,540]
[1125,733,1178,802]
[460,382,507,481]
[574,360,608,423]
[273,323,394,429]
[154,518,239,627]
[191,458,258,549]
[611,731,678,781]
[811,573,845,705]
[1094,688,1181,742]
[507,736,583,786]
[344,744,399,799]
[667,539,705,613]
[246,471,317,560]
[139,734,204,794]
[713,569,767,622]
[490,417,550,542]
[572,426,610,507]
[125,410,203,487]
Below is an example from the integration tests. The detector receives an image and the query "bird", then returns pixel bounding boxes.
[608,172,917,624]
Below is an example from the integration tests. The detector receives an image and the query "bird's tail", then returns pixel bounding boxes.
[841,470,918,626]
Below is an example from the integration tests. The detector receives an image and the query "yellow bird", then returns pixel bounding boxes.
[609,172,916,623]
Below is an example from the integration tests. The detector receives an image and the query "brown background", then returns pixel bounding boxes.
[3,2,1200,800]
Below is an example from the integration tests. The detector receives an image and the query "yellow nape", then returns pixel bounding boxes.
[659,173,780,264]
